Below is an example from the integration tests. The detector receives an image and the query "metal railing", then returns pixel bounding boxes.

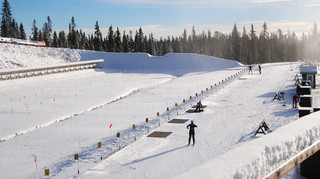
[0,59,104,81]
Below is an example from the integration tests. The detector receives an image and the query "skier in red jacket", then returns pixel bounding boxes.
[292,94,299,108]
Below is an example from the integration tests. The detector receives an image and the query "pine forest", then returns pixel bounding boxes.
[1,0,320,65]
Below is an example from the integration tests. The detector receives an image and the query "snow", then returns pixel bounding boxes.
[0,43,319,178]
[300,65,318,74]
[174,111,320,178]
[0,43,79,69]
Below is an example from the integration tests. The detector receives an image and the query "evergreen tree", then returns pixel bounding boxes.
[9,19,19,38]
[136,27,146,52]
[207,30,214,56]
[43,16,52,46]
[277,29,285,61]
[240,26,250,64]
[19,23,26,39]
[231,24,240,61]
[31,19,38,41]
[52,31,58,47]
[68,17,79,49]
[58,30,67,48]
[38,30,43,41]
[258,22,270,63]
[159,37,167,56]
[212,31,222,57]
[299,32,308,60]
[190,26,196,53]
[122,31,130,52]
[107,25,115,52]
[1,0,12,37]
[200,31,208,54]
[310,23,319,60]
[129,31,134,52]
[166,36,172,53]
[102,36,107,51]
[79,30,87,50]
[146,33,155,55]
[187,35,193,54]
[171,36,178,53]
[134,31,139,52]
[312,22,318,42]
[88,34,94,50]
[249,24,258,64]
[93,21,103,51]
[269,32,278,62]
[182,29,188,53]
[222,34,232,59]
[144,35,148,53]
[287,31,297,61]
[115,27,122,52]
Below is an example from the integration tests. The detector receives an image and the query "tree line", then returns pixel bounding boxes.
[1,0,319,64]
[0,0,26,39]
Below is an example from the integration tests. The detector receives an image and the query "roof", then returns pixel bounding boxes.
[300,65,318,74]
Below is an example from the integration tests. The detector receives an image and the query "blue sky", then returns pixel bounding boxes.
[8,0,320,38]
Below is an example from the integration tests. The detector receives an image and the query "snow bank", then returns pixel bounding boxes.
[175,111,320,179]
[79,51,242,76]
[0,43,242,75]
[0,43,80,69]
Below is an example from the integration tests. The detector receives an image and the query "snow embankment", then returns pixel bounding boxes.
[0,43,80,70]
[79,51,242,76]
[0,43,242,74]
[175,111,320,179]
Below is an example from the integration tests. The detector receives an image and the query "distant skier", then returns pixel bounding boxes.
[249,65,253,74]
[295,74,300,85]
[195,101,202,112]
[258,65,261,74]
[187,120,197,146]
[292,94,299,108]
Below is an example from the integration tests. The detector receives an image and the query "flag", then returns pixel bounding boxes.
[34,155,37,163]
[109,124,112,128]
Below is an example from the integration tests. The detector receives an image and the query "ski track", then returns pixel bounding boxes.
[0,88,140,143]
[0,65,246,178]
[78,63,301,179]
[50,66,249,178]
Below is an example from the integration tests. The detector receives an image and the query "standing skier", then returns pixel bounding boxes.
[292,94,299,108]
[187,120,197,146]
[248,65,253,74]
[258,65,261,74]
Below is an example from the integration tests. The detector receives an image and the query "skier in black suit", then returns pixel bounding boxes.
[187,120,198,146]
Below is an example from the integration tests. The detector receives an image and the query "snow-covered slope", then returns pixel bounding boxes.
[0,43,241,77]
[79,51,241,76]
[0,43,79,69]
[0,43,318,179]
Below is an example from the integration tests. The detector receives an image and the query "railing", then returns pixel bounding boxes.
[0,59,104,81]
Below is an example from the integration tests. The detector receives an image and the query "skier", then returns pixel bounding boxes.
[258,65,261,74]
[187,120,197,146]
[292,94,299,108]
[248,65,253,74]
[195,101,202,112]
[295,74,300,85]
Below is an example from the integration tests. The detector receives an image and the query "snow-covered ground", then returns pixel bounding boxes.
[0,43,319,178]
